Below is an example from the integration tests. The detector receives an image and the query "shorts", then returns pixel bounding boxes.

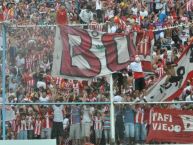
[95,129,103,139]
[104,129,111,140]
[52,122,64,138]
[135,123,147,141]
[124,123,135,138]
[135,77,145,91]
[81,123,91,138]
[70,124,81,140]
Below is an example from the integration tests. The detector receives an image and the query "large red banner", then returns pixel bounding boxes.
[147,108,193,144]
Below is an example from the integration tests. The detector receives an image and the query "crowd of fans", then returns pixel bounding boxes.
[0,0,193,145]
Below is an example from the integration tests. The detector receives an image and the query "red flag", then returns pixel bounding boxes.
[147,108,193,144]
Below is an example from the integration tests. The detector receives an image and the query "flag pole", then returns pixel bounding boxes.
[2,23,7,140]
[110,74,115,144]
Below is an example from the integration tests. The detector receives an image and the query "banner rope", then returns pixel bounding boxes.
[0,20,192,32]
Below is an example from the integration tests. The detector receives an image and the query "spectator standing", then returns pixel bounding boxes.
[128,55,146,100]
[70,104,81,145]
[115,111,124,145]
[52,99,64,145]
[134,105,146,144]
[79,5,93,24]
[17,114,27,140]
[93,111,103,145]
[34,114,42,139]
[103,111,111,145]
[81,105,92,144]
[123,104,135,145]
[26,113,34,139]
[96,0,103,23]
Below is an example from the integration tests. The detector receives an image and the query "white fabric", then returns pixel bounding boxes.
[131,7,138,15]
[96,0,102,10]
[82,105,91,123]
[37,81,46,89]
[39,96,49,103]
[63,118,69,129]
[105,9,114,19]
[110,25,117,33]
[113,95,123,102]
[79,9,93,24]
[129,62,143,72]
[53,105,64,122]
[186,95,193,101]
[183,86,192,95]
[140,10,148,17]
[155,0,163,10]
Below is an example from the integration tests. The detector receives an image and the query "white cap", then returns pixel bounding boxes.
[135,55,141,63]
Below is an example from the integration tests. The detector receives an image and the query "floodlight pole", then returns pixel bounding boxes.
[2,23,7,140]
[110,74,115,144]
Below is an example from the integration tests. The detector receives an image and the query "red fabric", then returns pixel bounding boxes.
[34,120,42,135]
[132,24,141,32]
[0,13,4,21]
[136,30,154,56]
[133,72,144,79]
[135,107,144,124]
[56,9,68,25]
[147,108,193,144]
[42,110,53,128]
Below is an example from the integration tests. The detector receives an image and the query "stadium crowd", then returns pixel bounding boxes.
[0,0,193,145]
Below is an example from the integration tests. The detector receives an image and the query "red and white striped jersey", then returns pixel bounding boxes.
[73,83,80,96]
[148,107,154,125]
[44,74,53,84]
[86,97,97,102]
[11,120,16,132]
[64,81,73,96]
[155,66,164,79]
[186,0,193,11]
[118,19,127,30]
[27,79,35,87]
[25,57,33,70]
[55,77,64,86]
[25,55,36,70]
[36,53,44,61]
[55,3,61,10]
[167,0,174,7]
[136,30,154,56]
[99,85,105,94]
[42,112,52,129]
[103,105,109,112]
[88,20,104,32]
[34,120,42,135]
[26,116,34,130]
[135,107,144,124]
[93,116,103,130]
[20,119,27,131]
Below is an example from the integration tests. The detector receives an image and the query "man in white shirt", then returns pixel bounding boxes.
[131,3,138,16]
[39,90,49,103]
[113,92,123,102]
[81,105,92,144]
[154,0,163,13]
[96,0,103,22]
[79,5,93,24]
[140,7,148,18]
[52,100,64,145]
